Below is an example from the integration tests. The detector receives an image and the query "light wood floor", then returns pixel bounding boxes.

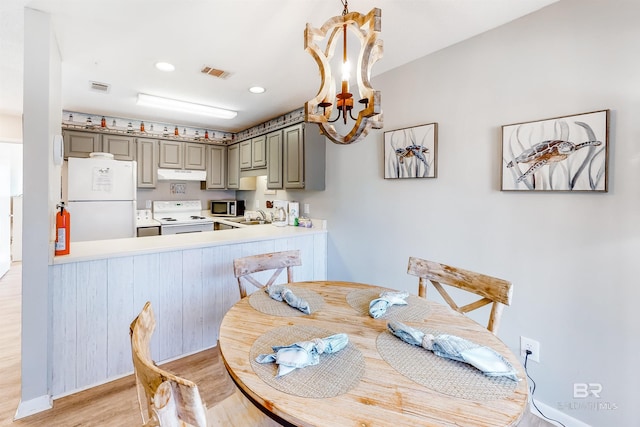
[0,263,554,426]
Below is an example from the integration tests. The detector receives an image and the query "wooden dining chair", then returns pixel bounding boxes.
[407,257,513,334]
[233,250,302,298]
[130,301,282,426]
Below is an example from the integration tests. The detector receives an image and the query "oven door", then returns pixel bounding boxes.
[160,222,214,235]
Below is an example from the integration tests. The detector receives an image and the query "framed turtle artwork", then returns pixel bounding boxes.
[501,109,609,192]
[384,123,438,179]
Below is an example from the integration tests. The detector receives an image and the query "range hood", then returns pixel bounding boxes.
[157,168,207,181]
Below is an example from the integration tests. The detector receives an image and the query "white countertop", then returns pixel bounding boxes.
[52,222,326,265]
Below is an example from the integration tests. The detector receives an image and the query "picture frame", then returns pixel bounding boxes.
[384,123,438,179]
[501,109,609,192]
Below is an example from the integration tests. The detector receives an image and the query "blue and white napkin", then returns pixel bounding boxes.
[255,333,349,376]
[265,284,311,314]
[369,291,409,318]
[387,321,519,381]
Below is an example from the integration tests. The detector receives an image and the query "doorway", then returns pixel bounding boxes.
[0,142,23,278]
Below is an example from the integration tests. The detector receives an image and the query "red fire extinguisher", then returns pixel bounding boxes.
[55,202,70,256]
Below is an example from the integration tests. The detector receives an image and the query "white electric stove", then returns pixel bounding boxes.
[152,200,214,235]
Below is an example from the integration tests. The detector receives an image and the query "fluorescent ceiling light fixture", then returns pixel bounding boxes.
[249,86,266,94]
[155,62,175,72]
[136,93,237,119]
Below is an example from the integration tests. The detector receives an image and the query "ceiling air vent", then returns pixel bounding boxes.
[89,81,110,93]
[201,66,232,79]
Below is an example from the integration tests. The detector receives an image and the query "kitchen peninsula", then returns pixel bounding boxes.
[49,224,327,397]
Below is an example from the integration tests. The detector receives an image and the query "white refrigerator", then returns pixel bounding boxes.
[66,156,137,242]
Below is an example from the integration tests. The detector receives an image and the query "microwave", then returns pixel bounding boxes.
[210,200,245,217]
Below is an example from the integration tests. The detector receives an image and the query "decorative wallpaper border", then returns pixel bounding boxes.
[62,110,234,144]
[235,108,305,142]
[62,107,305,145]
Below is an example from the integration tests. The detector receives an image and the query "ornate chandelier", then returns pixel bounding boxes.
[304,1,383,145]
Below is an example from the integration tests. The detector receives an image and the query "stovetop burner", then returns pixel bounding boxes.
[153,201,214,226]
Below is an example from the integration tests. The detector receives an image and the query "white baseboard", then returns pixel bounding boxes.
[52,345,218,399]
[14,394,53,420]
[531,399,592,427]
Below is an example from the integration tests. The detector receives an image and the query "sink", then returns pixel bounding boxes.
[237,220,270,225]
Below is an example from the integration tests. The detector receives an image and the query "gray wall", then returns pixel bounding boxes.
[21,6,62,413]
[281,1,638,425]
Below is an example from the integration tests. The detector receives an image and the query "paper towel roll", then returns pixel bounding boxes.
[288,202,299,226]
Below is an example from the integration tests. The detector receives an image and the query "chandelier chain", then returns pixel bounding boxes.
[341,0,349,16]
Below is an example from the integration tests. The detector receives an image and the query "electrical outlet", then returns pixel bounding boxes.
[520,336,540,362]
[170,183,186,194]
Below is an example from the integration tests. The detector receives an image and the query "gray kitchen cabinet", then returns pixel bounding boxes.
[266,130,283,189]
[284,123,326,190]
[63,130,101,158]
[158,140,183,168]
[159,140,207,170]
[239,135,267,170]
[102,134,135,161]
[63,130,135,160]
[204,145,226,189]
[184,142,206,170]
[251,135,267,168]
[227,143,240,189]
[136,138,158,188]
[239,140,252,170]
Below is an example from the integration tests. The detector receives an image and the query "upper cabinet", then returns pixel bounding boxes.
[102,134,135,161]
[283,124,305,189]
[267,123,325,190]
[159,140,205,170]
[239,140,251,169]
[158,140,182,168]
[136,138,158,188]
[266,130,283,189]
[239,135,267,170]
[63,130,101,158]
[204,145,226,189]
[251,135,267,168]
[184,143,206,170]
[63,130,134,161]
[227,144,240,189]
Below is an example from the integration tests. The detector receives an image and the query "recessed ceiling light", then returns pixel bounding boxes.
[249,86,266,94]
[155,62,175,72]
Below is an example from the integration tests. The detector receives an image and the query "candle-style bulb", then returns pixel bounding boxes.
[341,60,351,93]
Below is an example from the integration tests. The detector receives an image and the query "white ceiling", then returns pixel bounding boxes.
[0,0,557,132]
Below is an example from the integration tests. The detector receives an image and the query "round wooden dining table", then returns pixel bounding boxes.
[218,281,528,427]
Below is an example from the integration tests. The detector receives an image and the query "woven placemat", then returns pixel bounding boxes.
[377,327,518,401]
[346,288,430,321]
[248,286,325,317]
[250,325,365,398]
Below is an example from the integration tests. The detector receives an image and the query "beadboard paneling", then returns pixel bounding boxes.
[106,257,134,378]
[49,233,327,396]
[75,260,109,389]
[182,249,204,354]
[133,253,161,358]
[51,263,78,396]
[156,252,182,361]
